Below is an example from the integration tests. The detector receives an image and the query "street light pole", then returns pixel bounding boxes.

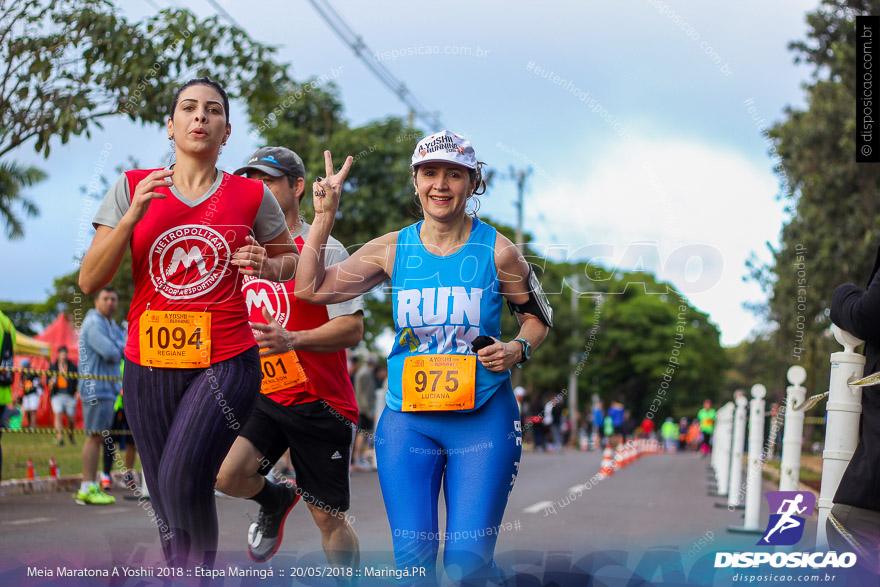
[568,275,579,448]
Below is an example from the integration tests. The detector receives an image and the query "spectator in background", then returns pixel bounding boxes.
[661,417,678,453]
[20,359,42,429]
[49,345,78,446]
[372,361,387,437]
[352,355,377,471]
[532,397,548,452]
[544,393,563,451]
[514,386,527,414]
[640,416,655,439]
[687,419,702,450]
[697,399,716,457]
[77,286,126,505]
[678,417,689,451]
[591,400,605,449]
[5,398,22,431]
[0,309,16,481]
[347,354,361,385]
[622,409,635,441]
[608,401,624,446]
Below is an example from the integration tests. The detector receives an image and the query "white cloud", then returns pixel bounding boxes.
[527,137,786,346]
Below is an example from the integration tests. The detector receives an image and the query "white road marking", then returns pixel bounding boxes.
[523,501,554,514]
[3,517,56,525]
[93,507,128,514]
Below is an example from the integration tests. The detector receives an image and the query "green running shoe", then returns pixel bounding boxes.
[75,484,116,505]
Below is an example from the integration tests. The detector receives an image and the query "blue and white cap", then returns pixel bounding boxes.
[411,130,478,170]
[234,146,305,178]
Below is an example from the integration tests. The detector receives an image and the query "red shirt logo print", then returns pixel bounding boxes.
[149,225,231,300]
[241,276,290,329]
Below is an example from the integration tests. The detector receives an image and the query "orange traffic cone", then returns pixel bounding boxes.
[599,447,615,477]
[49,458,58,479]
[26,458,35,480]
[615,447,626,469]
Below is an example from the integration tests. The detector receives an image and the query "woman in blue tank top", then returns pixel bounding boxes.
[297,133,551,585]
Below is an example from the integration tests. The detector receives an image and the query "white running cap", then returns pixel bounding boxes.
[411,130,478,170]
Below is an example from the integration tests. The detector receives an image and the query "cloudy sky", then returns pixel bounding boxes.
[1,0,818,345]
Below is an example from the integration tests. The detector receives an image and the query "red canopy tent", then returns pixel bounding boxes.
[14,313,84,428]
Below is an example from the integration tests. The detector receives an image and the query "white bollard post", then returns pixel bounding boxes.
[780,365,808,492]
[714,402,734,497]
[816,326,865,549]
[742,384,767,531]
[727,392,749,508]
[711,407,721,472]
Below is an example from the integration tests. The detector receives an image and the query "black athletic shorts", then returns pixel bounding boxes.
[240,395,355,512]
[357,413,374,434]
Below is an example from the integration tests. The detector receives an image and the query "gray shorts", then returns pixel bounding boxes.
[51,394,77,418]
[82,398,115,435]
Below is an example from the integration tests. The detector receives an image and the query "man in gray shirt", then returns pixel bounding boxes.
[77,286,125,505]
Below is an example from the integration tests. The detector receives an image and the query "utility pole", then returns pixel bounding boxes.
[569,275,579,447]
[510,166,533,253]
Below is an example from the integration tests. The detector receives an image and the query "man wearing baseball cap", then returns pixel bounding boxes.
[216,146,364,566]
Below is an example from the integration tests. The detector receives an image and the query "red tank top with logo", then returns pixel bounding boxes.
[124,169,264,365]
[242,235,358,423]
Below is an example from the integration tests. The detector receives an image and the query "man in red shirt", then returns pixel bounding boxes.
[215,147,364,565]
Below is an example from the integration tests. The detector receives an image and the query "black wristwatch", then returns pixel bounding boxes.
[514,337,532,369]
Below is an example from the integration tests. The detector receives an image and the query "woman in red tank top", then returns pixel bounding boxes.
[80,78,298,570]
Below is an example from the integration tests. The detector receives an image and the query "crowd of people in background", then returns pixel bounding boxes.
[511,394,725,454]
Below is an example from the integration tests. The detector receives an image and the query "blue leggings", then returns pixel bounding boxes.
[376,383,522,585]
[123,347,261,568]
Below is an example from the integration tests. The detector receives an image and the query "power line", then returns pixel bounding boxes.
[305,0,445,131]
[204,0,244,30]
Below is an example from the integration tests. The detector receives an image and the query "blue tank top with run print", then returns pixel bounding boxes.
[386,217,508,412]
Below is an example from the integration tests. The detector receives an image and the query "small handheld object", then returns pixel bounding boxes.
[471,335,495,353]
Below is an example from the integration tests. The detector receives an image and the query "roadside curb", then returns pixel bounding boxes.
[1,471,131,496]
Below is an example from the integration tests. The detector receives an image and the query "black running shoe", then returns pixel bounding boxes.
[247,483,301,562]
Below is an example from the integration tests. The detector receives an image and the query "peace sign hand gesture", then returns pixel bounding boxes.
[312,150,354,220]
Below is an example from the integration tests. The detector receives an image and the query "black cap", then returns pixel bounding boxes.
[234,146,305,178]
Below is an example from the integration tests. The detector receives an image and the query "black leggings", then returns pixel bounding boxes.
[123,347,261,568]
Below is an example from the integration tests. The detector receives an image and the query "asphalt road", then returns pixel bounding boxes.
[0,448,854,586]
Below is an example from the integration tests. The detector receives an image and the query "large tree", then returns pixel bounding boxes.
[0,0,289,237]
[0,160,43,238]
[751,0,880,393]
[515,259,727,420]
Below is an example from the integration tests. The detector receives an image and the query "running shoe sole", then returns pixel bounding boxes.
[247,489,301,563]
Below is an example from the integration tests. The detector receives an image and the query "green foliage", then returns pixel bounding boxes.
[47,249,134,330]
[747,0,880,393]
[0,0,289,239]
[250,82,421,248]
[0,300,56,335]
[0,0,289,159]
[247,75,425,344]
[723,334,798,401]
[515,259,726,420]
[0,160,44,238]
